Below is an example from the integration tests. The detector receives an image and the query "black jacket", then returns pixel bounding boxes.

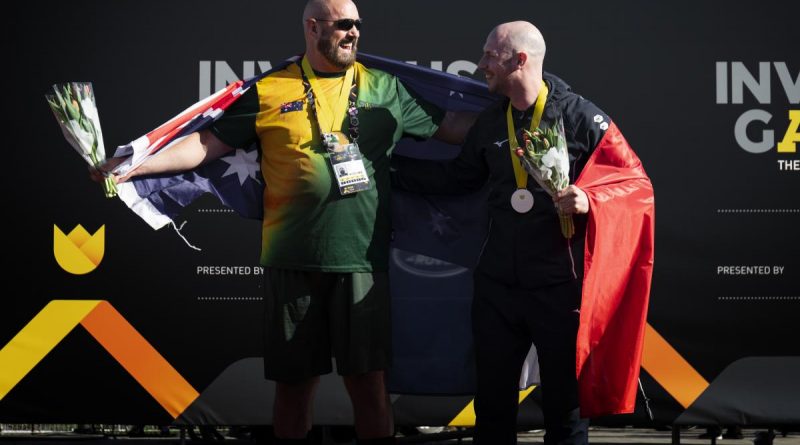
[393,73,611,289]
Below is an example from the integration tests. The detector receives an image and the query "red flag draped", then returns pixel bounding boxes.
[574,122,655,417]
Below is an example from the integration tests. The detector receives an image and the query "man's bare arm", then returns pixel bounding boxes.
[92,130,234,183]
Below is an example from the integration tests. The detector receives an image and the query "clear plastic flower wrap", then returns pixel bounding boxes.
[46,82,117,197]
[514,116,574,238]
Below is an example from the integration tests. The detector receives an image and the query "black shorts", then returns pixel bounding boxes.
[262,268,392,382]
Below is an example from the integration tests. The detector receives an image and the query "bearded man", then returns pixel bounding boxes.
[95,1,474,443]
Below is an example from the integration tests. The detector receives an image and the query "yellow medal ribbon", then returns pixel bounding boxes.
[301,55,355,133]
[506,80,548,189]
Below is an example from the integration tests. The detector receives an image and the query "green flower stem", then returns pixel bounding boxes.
[88,151,117,198]
[103,176,118,198]
[559,212,574,239]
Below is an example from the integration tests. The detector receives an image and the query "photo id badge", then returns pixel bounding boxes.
[323,133,370,195]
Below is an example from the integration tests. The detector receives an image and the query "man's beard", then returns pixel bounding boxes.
[485,72,509,96]
[318,34,358,69]
[486,78,502,95]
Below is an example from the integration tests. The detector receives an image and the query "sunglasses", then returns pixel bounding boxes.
[314,18,362,31]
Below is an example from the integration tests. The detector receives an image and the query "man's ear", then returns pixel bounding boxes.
[517,51,528,68]
[305,19,318,36]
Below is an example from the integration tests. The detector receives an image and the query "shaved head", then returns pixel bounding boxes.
[488,21,546,61]
[479,21,546,101]
[303,0,355,22]
[303,0,327,21]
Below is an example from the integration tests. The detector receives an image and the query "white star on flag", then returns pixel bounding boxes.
[428,209,454,236]
[221,148,260,185]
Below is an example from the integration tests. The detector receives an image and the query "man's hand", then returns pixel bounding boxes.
[88,157,131,184]
[554,185,589,214]
[433,111,478,145]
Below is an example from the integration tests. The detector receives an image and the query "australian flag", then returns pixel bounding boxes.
[114,53,498,395]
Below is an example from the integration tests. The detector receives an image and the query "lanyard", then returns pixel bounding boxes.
[506,80,548,189]
[301,56,355,134]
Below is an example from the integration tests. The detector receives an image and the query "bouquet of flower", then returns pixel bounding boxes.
[514,116,574,238]
[46,82,117,198]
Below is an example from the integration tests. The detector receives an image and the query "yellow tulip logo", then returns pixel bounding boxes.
[53,224,105,274]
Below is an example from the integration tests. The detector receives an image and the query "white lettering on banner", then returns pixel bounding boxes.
[716,265,785,276]
[196,265,264,276]
[716,61,800,160]
[407,60,478,77]
[778,159,800,170]
[446,60,479,77]
[198,60,273,99]
[717,62,800,105]
[734,109,774,153]
[199,60,478,100]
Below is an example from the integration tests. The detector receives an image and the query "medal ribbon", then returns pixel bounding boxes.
[506,80,548,189]
[301,55,355,133]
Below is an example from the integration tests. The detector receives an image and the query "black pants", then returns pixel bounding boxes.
[472,272,589,445]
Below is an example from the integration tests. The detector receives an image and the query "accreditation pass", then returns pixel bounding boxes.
[330,142,371,195]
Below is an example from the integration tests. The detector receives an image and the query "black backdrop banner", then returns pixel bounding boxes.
[3,0,799,427]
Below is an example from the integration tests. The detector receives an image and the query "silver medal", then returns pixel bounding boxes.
[511,189,534,213]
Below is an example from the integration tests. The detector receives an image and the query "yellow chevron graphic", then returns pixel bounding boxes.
[0,300,198,418]
[0,300,100,400]
[449,386,536,427]
[447,322,710,426]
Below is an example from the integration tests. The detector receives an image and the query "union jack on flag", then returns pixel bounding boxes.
[112,67,281,229]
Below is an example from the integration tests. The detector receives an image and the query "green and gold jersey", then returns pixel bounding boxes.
[210,60,443,272]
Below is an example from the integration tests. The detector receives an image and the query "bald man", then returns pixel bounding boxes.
[95,1,474,443]
[392,21,650,444]
[471,24,592,443]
